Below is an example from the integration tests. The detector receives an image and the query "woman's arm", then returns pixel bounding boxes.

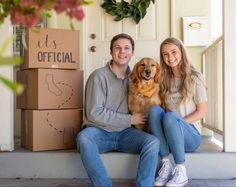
[184,102,207,124]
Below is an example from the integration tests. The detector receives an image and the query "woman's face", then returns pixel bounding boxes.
[161,43,182,70]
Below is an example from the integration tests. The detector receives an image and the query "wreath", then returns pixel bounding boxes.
[101,0,155,24]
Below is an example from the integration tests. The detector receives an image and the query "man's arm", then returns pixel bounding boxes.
[85,72,132,128]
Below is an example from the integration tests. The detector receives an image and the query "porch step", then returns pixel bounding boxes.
[0,148,236,179]
[1,179,236,187]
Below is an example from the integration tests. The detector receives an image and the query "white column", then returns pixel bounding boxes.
[0,19,14,151]
[46,10,58,28]
[223,0,236,151]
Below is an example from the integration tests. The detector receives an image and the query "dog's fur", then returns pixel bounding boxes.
[128,57,161,131]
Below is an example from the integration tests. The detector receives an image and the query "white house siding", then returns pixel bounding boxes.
[0,18,14,151]
[224,0,236,152]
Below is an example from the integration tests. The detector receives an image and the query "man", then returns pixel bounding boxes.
[77,33,160,187]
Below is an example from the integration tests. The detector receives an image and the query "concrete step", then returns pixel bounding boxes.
[1,179,236,187]
[0,147,236,179]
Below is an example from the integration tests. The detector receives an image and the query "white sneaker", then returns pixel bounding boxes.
[154,159,173,186]
[166,165,188,187]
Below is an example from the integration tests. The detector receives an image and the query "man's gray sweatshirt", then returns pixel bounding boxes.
[83,62,132,132]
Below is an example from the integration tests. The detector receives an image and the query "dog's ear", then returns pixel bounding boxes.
[129,62,140,83]
[154,62,161,83]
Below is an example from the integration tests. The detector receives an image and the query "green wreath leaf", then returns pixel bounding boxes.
[101,0,155,24]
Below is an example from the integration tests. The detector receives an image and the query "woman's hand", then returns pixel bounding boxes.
[184,102,207,124]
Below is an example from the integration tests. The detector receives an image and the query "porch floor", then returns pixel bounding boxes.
[0,178,236,187]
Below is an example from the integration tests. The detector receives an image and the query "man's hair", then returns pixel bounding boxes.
[110,33,135,52]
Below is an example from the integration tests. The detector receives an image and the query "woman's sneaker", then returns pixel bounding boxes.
[166,164,188,187]
[154,159,173,186]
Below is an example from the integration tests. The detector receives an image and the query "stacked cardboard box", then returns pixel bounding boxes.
[17,28,83,151]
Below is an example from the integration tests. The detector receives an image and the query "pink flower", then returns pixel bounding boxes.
[10,7,40,27]
[54,0,84,21]
[10,8,26,25]
[20,0,34,8]
[67,7,84,21]
[54,0,69,13]
[1,0,87,26]
[25,13,40,27]
[38,0,51,9]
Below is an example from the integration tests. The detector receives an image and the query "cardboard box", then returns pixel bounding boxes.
[21,28,80,69]
[21,109,83,151]
[17,69,83,109]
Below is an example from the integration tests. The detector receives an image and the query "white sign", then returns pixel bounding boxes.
[182,16,209,46]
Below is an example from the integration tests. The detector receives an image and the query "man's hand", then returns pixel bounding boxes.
[131,113,147,125]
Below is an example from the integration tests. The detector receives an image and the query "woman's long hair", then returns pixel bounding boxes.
[159,37,201,110]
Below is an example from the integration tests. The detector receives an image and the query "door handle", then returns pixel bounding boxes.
[90,34,96,39]
[90,46,96,52]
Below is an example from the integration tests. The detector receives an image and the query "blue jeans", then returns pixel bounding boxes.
[148,106,201,164]
[77,126,160,187]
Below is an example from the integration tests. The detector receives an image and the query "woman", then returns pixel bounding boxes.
[149,37,207,187]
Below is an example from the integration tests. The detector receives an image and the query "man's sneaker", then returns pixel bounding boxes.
[154,159,173,186]
[166,164,188,187]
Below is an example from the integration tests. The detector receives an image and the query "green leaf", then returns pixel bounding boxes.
[101,0,155,24]
[0,75,24,95]
[21,29,28,50]
[44,0,56,9]
[80,0,94,5]
[107,11,117,16]
[0,35,15,55]
[138,1,148,18]
[12,0,19,6]
[114,17,123,22]
[133,15,141,24]
[69,19,75,30]
[0,56,22,66]
[41,11,52,18]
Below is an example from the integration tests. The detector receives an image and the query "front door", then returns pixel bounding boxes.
[83,0,171,80]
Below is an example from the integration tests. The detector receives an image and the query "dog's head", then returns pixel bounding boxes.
[130,58,160,84]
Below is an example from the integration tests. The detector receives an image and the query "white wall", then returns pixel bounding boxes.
[0,19,14,151]
[224,0,236,152]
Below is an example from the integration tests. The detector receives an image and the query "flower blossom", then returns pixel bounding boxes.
[10,7,40,27]
[54,0,84,20]
[0,0,87,27]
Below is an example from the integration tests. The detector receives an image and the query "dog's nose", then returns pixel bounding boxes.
[145,69,151,75]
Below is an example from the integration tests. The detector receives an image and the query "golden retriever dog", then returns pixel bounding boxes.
[128,57,161,132]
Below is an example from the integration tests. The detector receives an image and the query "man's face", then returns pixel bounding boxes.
[111,38,134,66]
